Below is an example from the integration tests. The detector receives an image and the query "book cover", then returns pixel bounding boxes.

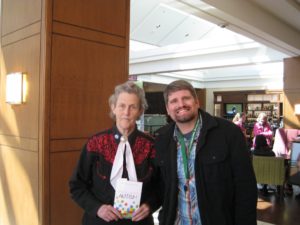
[113,178,143,219]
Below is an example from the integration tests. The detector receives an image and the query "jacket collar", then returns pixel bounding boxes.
[197,109,218,150]
[198,109,218,134]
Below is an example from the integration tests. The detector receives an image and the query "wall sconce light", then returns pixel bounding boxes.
[295,104,300,115]
[6,72,27,104]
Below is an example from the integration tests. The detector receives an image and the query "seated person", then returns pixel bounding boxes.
[252,135,275,195]
[252,134,275,157]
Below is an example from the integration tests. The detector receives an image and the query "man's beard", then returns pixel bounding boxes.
[173,107,197,123]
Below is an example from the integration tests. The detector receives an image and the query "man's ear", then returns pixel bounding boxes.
[165,106,170,115]
[195,98,200,108]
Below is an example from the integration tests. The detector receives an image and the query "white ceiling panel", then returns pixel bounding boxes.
[201,27,253,46]
[169,62,283,78]
[131,4,187,45]
[159,15,215,46]
[130,0,161,33]
[129,0,299,89]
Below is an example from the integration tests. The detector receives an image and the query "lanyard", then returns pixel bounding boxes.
[177,118,199,180]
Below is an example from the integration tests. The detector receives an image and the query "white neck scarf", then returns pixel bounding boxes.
[110,136,137,190]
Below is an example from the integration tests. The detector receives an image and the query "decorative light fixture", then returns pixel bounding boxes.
[295,104,300,115]
[6,72,27,104]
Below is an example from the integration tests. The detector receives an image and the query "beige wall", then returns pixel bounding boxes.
[0,0,130,225]
[283,56,300,129]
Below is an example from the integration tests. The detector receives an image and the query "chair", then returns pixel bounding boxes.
[252,156,286,198]
[273,128,300,157]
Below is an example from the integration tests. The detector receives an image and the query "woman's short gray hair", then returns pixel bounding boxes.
[108,81,148,119]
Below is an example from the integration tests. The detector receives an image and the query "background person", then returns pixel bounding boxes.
[252,135,275,157]
[154,80,257,225]
[253,112,273,148]
[232,112,247,138]
[69,81,160,225]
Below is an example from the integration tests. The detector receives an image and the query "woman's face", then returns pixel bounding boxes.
[258,115,267,124]
[241,114,246,122]
[111,92,142,136]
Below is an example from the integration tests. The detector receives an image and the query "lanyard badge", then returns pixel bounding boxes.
[177,118,200,182]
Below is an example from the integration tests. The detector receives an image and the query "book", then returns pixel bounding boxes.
[113,178,143,219]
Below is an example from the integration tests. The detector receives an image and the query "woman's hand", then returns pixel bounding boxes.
[132,203,151,222]
[97,204,122,222]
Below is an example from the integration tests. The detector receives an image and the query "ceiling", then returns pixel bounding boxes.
[129,0,300,89]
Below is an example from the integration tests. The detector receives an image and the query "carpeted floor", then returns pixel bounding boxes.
[153,212,275,225]
[257,221,274,225]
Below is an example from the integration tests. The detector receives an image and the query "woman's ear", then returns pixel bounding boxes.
[110,104,116,115]
[138,109,144,118]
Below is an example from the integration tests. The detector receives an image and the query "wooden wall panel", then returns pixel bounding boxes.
[52,22,125,47]
[0,1,43,225]
[50,139,86,152]
[53,0,128,36]
[0,35,41,139]
[1,0,41,35]
[1,22,41,46]
[219,92,248,103]
[0,146,39,225]
[284,56,300,90]
[50,151,82,225]
[50,34,126,139]
[0,135,38,152]
[283,91,300,129]
[47,0,130,225]
[283,56,300,129]
[1,0,130,225]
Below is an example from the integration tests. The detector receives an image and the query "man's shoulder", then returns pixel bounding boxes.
[136,129,155,142]
[154,122,175,138]
[201,110,237,130]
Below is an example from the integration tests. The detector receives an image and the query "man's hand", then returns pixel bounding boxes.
[97,204,122,222]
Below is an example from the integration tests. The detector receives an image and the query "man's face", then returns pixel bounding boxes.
[166,89,199,124]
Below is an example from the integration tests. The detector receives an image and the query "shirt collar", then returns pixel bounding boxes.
[112,125,138,146]
[173,113,202,141]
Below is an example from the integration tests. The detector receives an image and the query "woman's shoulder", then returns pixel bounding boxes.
[86,128,115,150]
[88,128,113,140]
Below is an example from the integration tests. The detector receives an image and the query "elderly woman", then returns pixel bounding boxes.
[252,112,273,148]
[69,81,160,225]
